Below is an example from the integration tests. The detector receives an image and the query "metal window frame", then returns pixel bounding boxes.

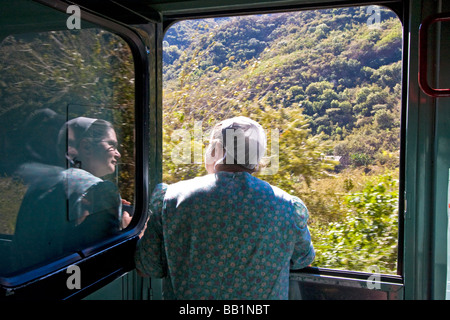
[0,0,153,299]
[419,12,450,97]
[159,0,406,300]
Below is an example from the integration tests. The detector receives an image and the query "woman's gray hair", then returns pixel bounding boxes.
[205,116,267,171]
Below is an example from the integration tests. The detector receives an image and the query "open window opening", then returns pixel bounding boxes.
[162,5,403,276]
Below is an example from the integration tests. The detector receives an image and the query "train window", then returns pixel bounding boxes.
[163,6,402,275]
[0,2,135,277]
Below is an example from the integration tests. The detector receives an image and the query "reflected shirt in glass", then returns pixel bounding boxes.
[135,171,315,300]
[12,165,122,272]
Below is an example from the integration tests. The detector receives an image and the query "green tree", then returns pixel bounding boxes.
[251,103,335,191]
[313,174,398,273]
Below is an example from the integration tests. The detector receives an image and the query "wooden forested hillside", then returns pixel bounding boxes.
[162,6,402,273]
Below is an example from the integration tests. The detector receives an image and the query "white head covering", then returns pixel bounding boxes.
[205,116,267,171]
[57,116,97,166]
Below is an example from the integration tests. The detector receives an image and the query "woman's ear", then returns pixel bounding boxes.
[214,142,224,161]
[205,141,220,173]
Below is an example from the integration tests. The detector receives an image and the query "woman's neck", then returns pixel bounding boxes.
[214,164,254,174]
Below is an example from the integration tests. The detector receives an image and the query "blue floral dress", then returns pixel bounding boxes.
[135,171,314,300]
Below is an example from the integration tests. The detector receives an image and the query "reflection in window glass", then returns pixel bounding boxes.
[0,21,135,274]
[163,6,402,274]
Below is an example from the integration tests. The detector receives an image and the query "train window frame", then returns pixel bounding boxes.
[0,0,151,299]
[160,1,406,298]
[0,0,408,300]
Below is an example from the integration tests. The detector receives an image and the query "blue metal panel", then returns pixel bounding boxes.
[289,271,403,300]
[84,270,153,300]
[432,6,450,296]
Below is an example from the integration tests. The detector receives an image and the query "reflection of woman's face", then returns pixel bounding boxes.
[79,128,121,177]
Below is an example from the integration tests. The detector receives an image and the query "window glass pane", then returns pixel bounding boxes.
[0,3,135,276]
[163,6,402,274]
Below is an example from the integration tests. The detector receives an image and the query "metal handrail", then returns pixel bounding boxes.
[419,13,450,97]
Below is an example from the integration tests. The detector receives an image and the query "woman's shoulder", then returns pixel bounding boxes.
[167,174,214,191]
[151,182,169,198]
[258,179,307,209]
[62,167,103,192]
[63,168,102,184]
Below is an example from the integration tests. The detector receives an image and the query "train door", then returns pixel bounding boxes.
[407,0,450,300]
[156,0,450,301]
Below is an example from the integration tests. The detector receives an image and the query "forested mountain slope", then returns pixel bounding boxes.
[163,7,401,178]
